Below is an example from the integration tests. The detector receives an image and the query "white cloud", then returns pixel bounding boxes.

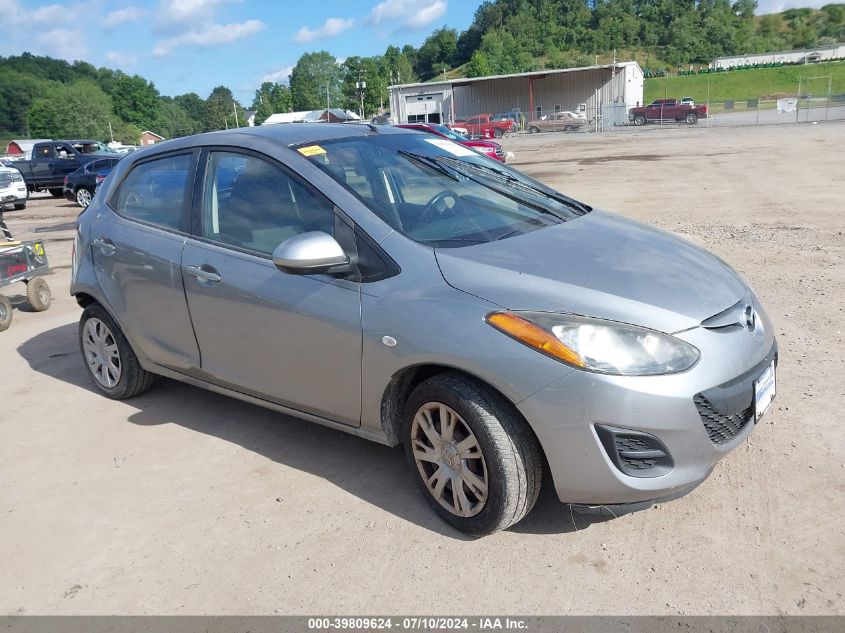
[36,28,87,61]
[152,19,264,56]
[368,0,446,29]
[157,0,241,24]
[105,50,139,67]
[261,65,295,84]
[103,6,147,28]
[0,0,76,24]
[292,17,354,44]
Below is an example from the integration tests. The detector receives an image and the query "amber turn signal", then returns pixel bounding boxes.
[485,312,585,367]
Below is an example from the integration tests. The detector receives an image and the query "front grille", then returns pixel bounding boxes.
[615,436,660,471]
[494,147,504,157]
[694,393,753,445]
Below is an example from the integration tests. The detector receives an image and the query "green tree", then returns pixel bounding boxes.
[28,81,116,139]
[466,50,492,77]
[154,100,201,139]
[341,56,387,118]
[109,74,160,130]
[203,85,245,131]
[251,81,293,124]
[416,27,459,79]
[289,51,342,111]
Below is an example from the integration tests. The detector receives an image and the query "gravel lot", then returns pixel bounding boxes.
[1,123,843,616]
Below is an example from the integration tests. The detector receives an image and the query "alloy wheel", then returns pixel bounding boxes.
[76,188,92,207]
[82,318,122,388]
[410,402,489,518]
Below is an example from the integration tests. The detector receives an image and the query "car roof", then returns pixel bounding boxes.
[132,123,409,158]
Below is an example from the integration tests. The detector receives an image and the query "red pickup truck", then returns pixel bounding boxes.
[453,113,516,138]
[629,99,708,126]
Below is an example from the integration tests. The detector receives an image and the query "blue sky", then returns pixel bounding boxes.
[0,0,833,104]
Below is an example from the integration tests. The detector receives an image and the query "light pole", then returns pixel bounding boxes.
[355,79,366,120]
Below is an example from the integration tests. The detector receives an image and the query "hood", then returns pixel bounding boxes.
[434,210,747,333]
[463,140,500,150]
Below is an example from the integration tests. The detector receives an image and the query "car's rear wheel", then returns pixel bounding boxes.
[25,277,51,312]
[0,295,12,332]
[633,114,646,126]
[493,129,504,138]
[529,126,540,133]
[79,304,155,399]
[685,113,698,124]
[75,187,92,208]
[403,373,542,536]
[48,188,64,198]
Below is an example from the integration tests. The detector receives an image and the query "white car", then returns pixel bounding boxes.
[681,97,695,107]
[0,165,28,210]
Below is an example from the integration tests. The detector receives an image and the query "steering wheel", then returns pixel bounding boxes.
[419,191,458,225]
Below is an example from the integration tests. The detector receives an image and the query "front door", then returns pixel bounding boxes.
[181,150,362,426]
[91,151,200,370]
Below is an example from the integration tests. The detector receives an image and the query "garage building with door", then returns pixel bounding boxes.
[388,62,643,131]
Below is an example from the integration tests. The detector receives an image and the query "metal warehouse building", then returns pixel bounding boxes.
[388,62,643,131]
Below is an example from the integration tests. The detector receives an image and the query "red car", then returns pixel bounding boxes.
[395,123,506,162]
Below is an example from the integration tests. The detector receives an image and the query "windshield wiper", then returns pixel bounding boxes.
[433,155,590,214]
[398,150,460,182]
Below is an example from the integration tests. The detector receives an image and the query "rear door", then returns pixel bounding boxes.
[91,151,201,371]
[181,149,363,425]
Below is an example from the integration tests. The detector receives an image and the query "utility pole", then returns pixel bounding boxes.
[233,103,239,128]
[108,121,114,143]
[355,74,367,120]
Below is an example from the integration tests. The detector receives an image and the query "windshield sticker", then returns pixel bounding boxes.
[423,138,477,157]
[297,145,327,157]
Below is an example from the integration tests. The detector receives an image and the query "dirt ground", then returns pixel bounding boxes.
[1,123,843,616]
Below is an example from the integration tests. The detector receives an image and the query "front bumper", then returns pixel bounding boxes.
[517,319,777,507]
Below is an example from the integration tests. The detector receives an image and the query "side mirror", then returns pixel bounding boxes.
[272,231,351,275]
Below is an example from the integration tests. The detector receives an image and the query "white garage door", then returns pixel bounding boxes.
[405,93,444,124]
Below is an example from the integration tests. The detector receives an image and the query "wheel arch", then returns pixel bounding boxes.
[379,363,546,457]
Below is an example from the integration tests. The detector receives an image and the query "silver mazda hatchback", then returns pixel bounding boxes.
[71,124,777,535]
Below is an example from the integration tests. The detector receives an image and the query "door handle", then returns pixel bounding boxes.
[184,265,222,283]
[92,236,115,255]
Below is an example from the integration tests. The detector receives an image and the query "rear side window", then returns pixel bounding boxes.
[115,154,192,231]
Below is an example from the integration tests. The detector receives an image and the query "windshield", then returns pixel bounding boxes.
[296,133,589,248]
[73,141,118,155]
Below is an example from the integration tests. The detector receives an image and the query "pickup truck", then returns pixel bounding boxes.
[629,99,708,126]
[453,113,516,138]
[13,140,119,197]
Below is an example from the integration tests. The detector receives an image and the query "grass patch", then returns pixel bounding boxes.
[644,61,845,103]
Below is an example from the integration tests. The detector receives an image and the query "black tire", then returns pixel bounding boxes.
[402,372,542,536]
[685,113,698,124]
[25,277,51,312]
[13,202,25,210]
[0,295,12,332]
[493,128,504,138]
[529,126,540,134]
[633,114,646,126]
[48,188,64,198]
[78,303,155,399]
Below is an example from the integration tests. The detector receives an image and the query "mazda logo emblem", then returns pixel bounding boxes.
[744,305,756,331]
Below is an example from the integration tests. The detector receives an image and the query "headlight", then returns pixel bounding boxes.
[486,312,700,376]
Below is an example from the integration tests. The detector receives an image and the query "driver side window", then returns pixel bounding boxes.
[201,151,335,256]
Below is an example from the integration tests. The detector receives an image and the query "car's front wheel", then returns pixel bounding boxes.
[529,126,540,133]
[685,113,698,124]
[403,373,542,536]
[633,114,646,126]
[79,303,155,399]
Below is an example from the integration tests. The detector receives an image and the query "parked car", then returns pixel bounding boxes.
[527,111,588,133]
[629,99,708,125]
[13,140,119,197]
[680,96,695,107]
[396,123,507,162]
[0,165,28,210]
[72,124,777,535]
[63,157,121,208]
[453,113,516,138]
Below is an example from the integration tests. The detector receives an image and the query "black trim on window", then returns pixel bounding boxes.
[107,148,200,236]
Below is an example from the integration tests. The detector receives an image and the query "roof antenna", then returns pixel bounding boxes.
[365,123,379,133]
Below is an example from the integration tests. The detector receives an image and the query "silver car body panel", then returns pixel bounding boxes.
[71,124,777,509]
